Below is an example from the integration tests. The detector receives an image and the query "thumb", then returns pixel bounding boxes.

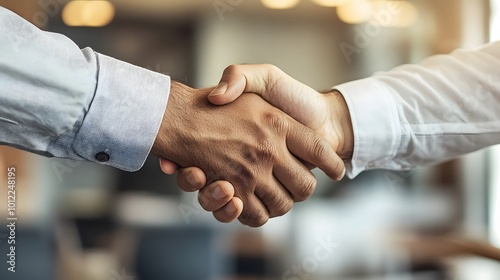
[209,65,322,129]
[208,65,319,123]
[208,64,277,105]
[159,158,179,175]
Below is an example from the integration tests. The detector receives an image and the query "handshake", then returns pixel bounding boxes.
[151,64,354,227]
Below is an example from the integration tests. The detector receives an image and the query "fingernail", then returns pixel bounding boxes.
[209,82,228,97]
[212,186,227,200]
[187,172,200,187]
[225,202,237,215]
[337,168,346,181]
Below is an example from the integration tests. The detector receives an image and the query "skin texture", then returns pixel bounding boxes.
[152,81,345,227]
[160,65,354,224]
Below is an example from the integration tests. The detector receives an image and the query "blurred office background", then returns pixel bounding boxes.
[1,0,500,279]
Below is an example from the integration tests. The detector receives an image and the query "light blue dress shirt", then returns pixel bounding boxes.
[0,7,170,171]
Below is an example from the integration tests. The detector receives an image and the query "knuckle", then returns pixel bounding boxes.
[263,64,281,74]
[241,212,269,228]
[224,160,257,188]
[255,139,276,162]
[311,137,331,166]
[249,216,269,227]
[235,166,258,189]
[264,111,289,133]
[224,64,240,76]
[271,198,294,218]
[256,187,276,205]
[214,211,232,223]
[295,175,317,201]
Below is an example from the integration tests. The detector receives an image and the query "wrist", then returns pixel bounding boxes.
[328,91,354,160]
[152,81,189,160]
[152,82,216,164]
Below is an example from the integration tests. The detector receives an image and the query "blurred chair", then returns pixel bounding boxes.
[135,226,226,280]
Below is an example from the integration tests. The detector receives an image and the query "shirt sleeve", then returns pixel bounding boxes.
[0,7,169,171]
[335,41,500,178]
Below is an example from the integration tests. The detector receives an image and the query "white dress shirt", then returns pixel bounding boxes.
[336,41,500,178]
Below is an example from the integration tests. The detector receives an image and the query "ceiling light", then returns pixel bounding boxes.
[311,0,347,7]
[261,0,300,9]
[337,0,373,24]
[62,1,115,27]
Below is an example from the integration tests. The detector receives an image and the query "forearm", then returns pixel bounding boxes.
[336,41,500,177]
[0,7,170,171]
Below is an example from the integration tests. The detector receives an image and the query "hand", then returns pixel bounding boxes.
[153,81,345,227]
[161,65,354,223]
[209,64,354,157]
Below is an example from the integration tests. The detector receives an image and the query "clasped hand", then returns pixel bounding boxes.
[152,65,353,227]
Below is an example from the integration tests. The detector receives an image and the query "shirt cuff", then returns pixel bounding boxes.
[72,53,170,171]
[334,78,401,178]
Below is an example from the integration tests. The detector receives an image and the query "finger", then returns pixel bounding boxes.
[254,176,294,218]
[300,159,316,170]
[159,158,179,175]
[286,120,346,181]
[213,197,243,223]
[198,181,235,212]
[237,194,270,227]
[176,167,207,192]
[273,153,317,202]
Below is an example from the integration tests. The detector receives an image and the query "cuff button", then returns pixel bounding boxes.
[95,152,110,162]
